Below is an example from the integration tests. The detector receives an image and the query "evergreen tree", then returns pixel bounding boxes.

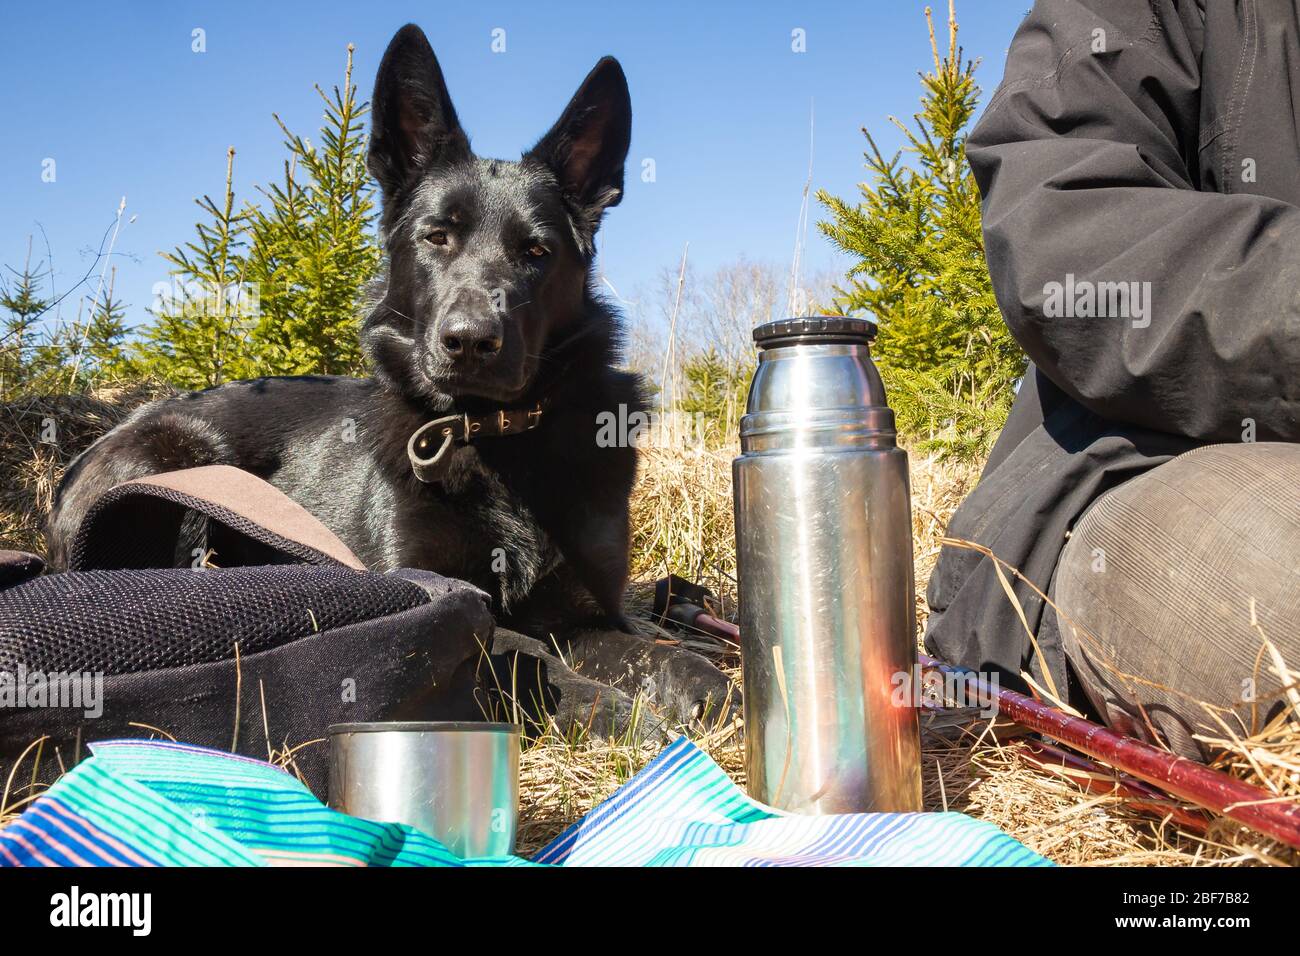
[678,348,753,446]
[80,267,136,383]
[0,244,52,397]
[134,45,381,388]
[134,147,256,389]
[244,44,380,375]
[817,1,1024,460]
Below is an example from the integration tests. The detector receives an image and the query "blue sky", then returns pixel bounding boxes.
[0,1,1030,335]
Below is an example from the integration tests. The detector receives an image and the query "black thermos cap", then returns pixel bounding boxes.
[752,316,878,347]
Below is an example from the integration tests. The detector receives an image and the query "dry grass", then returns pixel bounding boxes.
[629,441,739,614]
[514,706,745,857]
[0,381,168,552]
[2,387,1298,866]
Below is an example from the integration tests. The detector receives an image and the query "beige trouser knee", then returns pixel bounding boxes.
[1054,442,1300,759]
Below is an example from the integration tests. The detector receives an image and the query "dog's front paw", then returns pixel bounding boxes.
[604,611,637,635]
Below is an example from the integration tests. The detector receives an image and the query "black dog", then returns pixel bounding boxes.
[47,24,644,633]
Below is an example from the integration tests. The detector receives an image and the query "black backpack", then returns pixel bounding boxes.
[0,466,494,797]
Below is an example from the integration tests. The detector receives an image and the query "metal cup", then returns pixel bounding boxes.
[327,721,521,859]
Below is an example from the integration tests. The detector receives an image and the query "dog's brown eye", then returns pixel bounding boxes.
[424,229,449,247]
[527,243,549,258]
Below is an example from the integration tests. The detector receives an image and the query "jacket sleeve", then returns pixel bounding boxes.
[968,0,1300,442]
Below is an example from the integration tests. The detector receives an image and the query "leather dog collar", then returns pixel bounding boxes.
[407,403,546,483]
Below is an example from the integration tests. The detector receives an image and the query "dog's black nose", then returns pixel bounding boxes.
[440,315,503,364]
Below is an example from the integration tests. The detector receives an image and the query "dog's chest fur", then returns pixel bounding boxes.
[435,446,559,609]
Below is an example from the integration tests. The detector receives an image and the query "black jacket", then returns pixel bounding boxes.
[925,0,1300,691]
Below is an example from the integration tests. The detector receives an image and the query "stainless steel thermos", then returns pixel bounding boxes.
[733,317,922,814]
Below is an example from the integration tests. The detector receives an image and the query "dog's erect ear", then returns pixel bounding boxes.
[368,24,470,194]
[526,57,632,235]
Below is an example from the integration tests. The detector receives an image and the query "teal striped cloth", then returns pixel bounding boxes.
[535,736,1049,866]
[0,737,1048,867]
[1,740,462,866]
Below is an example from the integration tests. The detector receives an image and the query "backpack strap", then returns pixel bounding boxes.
[68,464,367,572]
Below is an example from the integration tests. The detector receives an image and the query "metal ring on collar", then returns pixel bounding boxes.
[407,415,460,484]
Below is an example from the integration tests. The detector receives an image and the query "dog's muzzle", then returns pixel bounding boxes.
[407,404,547,483]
